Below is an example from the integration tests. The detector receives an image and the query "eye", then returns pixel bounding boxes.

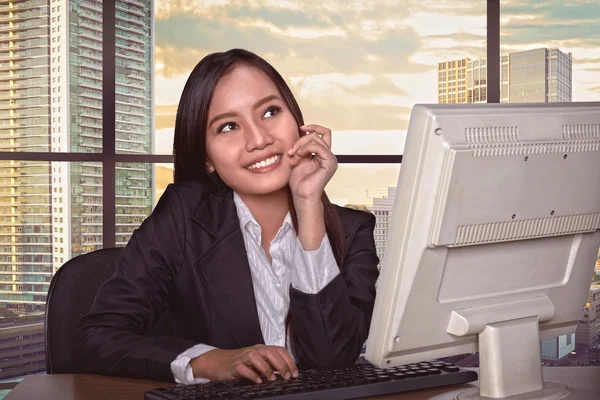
[262,105,282,120]
[217,122,238,133]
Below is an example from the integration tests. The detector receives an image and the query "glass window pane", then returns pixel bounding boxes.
[501,1,600,368]
[115,0,153,155]
[0,1,104,153]
[153,0,485,154]
[0,161,101,381]
[71,162,103,256]
[115,162,153,246]
[326,164,401,269]
[498,1,597,103]
[154,163,174,206]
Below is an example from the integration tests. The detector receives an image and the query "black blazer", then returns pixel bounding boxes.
[73,181,379,383]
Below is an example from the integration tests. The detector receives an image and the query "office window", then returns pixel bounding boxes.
[501,0,600,368]
[0,0,493,385]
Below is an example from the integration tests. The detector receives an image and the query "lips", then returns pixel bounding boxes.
[245,154,282,170]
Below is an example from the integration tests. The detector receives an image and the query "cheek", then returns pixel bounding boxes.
[278,119,301,145]
[206,140,245,175]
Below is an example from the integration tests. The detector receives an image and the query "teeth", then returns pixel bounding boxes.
[247,155,281,170]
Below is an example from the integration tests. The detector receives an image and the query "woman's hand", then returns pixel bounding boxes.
[288,124,337,206]
[190,344,298,384]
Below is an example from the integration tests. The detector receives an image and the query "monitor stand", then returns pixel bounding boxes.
[430,317,598,400]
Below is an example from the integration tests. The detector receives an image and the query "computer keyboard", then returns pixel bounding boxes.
[144,360,478,400]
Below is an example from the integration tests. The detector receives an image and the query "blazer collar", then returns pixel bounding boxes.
[191,187,265,348]
[191,187,239,238]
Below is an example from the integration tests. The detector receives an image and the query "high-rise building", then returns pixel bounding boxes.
[370,187,396,268]
[0,321,45,380]
[438,48,572,104]
[541,333,575,365]
[575,285,600,349]
[437,58,468,104]
[0,0,153,313]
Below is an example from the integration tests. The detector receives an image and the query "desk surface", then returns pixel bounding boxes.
[5,367,600,400]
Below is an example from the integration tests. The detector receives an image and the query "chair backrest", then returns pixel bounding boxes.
[44,247,172,374]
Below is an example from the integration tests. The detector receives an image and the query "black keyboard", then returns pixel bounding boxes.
[144,361,477,400]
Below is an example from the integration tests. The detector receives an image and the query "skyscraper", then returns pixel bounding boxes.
[0,0,153,312]
[370,187,396,268]
[437,58,468,104]
[438,48,572,104]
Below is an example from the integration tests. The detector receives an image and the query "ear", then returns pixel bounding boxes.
[205,159,215,173]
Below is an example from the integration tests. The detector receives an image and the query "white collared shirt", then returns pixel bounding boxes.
[170,192,340,384]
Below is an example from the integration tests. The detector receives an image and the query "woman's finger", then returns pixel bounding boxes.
[247,350,276,381]
[291,142,334,167]
[300,124,332,147]
[258,348,291,379]
[275,347,298,378]
[289,129,330,156]
[235,363,262,384]
[300,124,331,137]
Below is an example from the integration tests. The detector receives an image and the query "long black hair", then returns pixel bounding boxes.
[173,48,346,365]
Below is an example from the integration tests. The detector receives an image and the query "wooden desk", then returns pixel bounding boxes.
[3,374,474,400]
[5,367,600,400]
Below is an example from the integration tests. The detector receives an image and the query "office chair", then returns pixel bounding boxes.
[44,247,172,374]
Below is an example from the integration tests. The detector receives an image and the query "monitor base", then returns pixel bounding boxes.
[429,382,599,400]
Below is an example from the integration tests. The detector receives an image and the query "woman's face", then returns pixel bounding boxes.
[205,63,299,197]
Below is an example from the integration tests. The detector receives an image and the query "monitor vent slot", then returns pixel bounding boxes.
[465,126,520,145]
[454,213,600,246]
[563,124,600,141]
[472,142,600,157]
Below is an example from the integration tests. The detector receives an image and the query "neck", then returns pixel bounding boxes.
[238,187,291,238]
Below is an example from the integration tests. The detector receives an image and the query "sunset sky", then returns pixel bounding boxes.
[151,0,600,203]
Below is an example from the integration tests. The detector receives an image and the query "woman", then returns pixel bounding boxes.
[74,48,379,385]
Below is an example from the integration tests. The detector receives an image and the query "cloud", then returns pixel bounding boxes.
[154,13,423,78]
[296,98,412,131]
[501,0,600,23]
[225,5,339,27]
[574,57,600,64]
[500,1,600,48]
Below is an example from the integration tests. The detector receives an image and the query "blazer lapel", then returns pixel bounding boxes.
[192,188,265,348]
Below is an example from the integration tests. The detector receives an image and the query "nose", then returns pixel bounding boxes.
[245,121,273,152]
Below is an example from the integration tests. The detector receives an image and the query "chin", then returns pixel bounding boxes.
[231,176,290,197]
[241,182,289,196]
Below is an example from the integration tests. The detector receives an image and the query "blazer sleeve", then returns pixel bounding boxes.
[73,184,198,382]
[288,211,380,369]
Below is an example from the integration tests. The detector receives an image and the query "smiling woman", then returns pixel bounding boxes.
[3,0,551,390]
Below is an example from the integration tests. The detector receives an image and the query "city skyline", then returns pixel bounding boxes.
[438,47,572,104]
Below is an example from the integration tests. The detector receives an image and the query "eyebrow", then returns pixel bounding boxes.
[207,94,282,128]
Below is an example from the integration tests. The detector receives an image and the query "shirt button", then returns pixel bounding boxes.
[271,278,278,285]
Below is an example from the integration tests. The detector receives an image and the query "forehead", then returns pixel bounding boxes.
[209,64,279,112]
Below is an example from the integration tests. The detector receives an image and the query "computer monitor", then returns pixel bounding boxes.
[365,102,600,400]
